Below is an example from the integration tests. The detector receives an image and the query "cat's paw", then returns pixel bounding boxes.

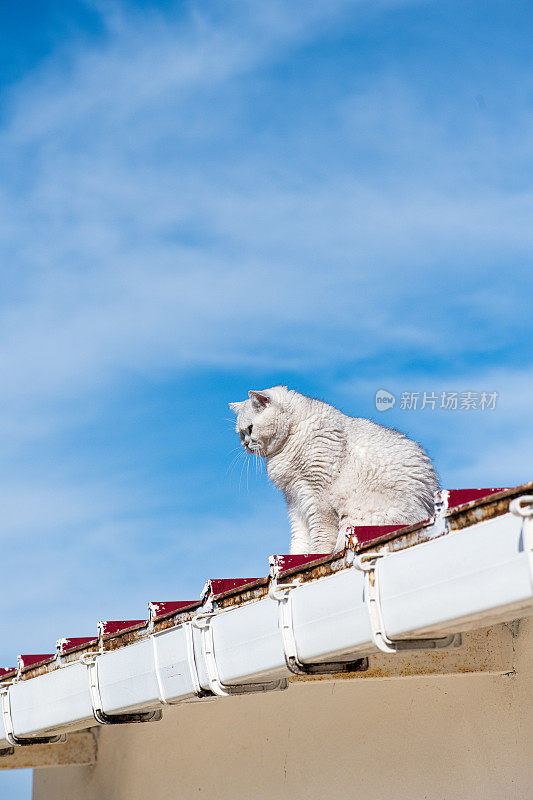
[333,529,347,552]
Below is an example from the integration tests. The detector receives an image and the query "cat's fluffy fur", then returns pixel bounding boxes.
[230,386,439,554]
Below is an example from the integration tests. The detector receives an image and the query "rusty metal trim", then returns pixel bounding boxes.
[203,578,269,602]
[445,482,533,529]
[352,518,435,554]
[148,601,202,627]
[270,553,343,580]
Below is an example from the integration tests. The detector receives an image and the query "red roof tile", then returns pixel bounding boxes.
[99,620,146,638]
[0,667,17,680]
[203,578,262,600]
[270,554,331,577]
[57,637,98,655]
[149,601,200,621]
[347,525,407,547]
[444,488,508,509]
[18,654,55,672]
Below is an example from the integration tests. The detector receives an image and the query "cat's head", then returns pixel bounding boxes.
[229,386,292,457]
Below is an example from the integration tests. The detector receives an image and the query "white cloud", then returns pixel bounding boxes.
[0,0,530,431]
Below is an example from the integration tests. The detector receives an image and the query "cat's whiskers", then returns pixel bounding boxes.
[239,450,250,492]
[227,444,249,479]
[227,452,243,474]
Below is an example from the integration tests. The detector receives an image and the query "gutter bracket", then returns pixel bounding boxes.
[354,554,461,654]
[183,623,215,700]
[510,495,533,581]
[0,687,67,749]
[269,580,368,675]
[431,490,450,537]
[84,657,162,725]
[192,614,288,696]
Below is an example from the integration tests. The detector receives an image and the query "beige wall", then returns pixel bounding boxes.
[34,618,533,800]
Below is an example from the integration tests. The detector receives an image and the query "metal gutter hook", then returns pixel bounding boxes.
[510,495,533,583]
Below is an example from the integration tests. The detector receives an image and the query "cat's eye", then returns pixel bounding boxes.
[247,425,253,434]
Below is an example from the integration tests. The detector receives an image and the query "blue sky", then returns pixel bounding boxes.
[0,0,532,794]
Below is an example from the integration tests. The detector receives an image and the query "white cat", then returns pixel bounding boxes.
[230,386,439,554]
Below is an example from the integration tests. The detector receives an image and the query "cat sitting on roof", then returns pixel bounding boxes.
[230,386,438,554]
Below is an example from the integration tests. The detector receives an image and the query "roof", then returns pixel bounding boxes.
[0,481,525,683]
[1,479,533,756]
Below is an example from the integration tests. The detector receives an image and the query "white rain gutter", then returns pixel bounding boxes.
[1,497,532,750]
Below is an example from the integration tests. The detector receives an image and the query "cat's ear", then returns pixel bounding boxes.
[248,390,271,410]
[228,401,243,414]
